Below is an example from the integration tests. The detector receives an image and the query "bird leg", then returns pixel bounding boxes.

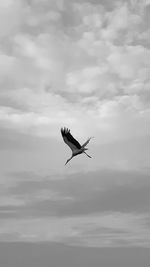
[84,151,92,158]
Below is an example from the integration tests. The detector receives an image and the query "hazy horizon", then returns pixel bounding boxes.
[0,242,150,267]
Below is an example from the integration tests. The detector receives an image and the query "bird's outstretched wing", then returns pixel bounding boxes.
[61,127,81,152]
[81,137,93,148]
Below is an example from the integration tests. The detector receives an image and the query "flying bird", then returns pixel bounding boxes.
[61,127,93,165]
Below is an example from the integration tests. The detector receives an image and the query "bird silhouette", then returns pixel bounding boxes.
[61,127,93,165]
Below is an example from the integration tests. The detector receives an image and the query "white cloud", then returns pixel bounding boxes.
[0,0,24,37]
[102,3,141,42]
[0,54,16,79]
[108,45,150,79]
[1,87,150,143]
[66,66,105,94]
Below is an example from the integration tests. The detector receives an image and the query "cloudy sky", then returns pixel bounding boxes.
[0,0,150,261]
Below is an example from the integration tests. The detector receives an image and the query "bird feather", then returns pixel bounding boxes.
[61,127,81,151]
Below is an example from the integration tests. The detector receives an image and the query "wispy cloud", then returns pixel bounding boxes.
[0,212,150,247]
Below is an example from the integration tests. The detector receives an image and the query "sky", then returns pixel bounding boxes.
[0,0,150,264]
[0,243,150,267]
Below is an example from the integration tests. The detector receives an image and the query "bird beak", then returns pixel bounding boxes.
[65,156,73,165]
[65,159,70,165]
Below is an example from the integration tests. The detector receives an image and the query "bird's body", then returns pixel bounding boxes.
[61,127,92,165]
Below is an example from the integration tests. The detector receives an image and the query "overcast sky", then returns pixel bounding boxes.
[0,1,150,264]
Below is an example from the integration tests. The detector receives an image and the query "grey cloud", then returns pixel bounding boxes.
[4,169,150,219]
[0,208,21,220]
[26,177,150,217]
